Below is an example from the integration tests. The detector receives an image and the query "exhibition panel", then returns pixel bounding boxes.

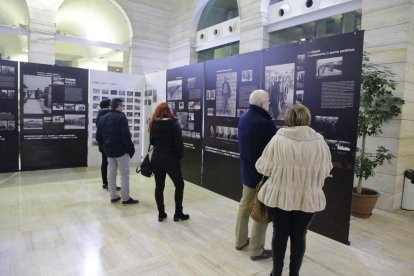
[0,60,18,172]
[293,31,363,244]
[166,63,204,185]
[20,63,88,170]
[261,31,363,244]
[203,50,263,200]
[88,70,145,166]
[166,31,364,244]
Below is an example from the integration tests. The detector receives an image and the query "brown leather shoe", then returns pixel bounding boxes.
[250,249,272,261]
[235,238,250,250]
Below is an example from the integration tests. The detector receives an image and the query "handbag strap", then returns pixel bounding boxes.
[147,143,154,153]
[256,175,269,191]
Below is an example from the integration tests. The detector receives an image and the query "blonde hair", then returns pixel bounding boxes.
[285,104,311,127]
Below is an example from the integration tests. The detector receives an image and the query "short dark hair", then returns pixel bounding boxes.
[110,98,124,110]
[99,98,110,108]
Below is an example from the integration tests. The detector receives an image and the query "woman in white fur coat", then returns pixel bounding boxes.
[255,104,332,276]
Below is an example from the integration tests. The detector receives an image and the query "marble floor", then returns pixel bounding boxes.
[0,167,413,276]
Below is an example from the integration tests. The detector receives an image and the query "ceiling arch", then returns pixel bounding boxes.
[56,0,132,45]
[0,0,29,27]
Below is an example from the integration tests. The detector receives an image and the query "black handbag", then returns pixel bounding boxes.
[136,145,154,177]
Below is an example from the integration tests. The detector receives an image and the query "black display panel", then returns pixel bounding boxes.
[20,63,88,170]
[0,60,19,172]
[261,31,364,244]
[166,63,204,185]
[203,51,263,200]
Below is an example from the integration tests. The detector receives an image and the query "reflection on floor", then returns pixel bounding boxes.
[0,167,413,275]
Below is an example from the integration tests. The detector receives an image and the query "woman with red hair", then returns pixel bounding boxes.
[149,102,189,222]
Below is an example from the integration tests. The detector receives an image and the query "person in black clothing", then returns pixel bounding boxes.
[96,98,120,191]
[148,102,189,222]
[96,98,138,205]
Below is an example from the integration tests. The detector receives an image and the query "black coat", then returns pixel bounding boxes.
[238,105,277,188]
[96,108,110,152]
[150,119,183,169]
[96,108,110,127]
[96,110,135,158]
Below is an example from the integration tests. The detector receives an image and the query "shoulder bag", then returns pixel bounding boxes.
[250,176,271,224]
[136,144,154,177]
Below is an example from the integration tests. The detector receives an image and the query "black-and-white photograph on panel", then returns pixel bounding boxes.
[187,77,196,89]
[64,114,86,129]
[215,72,237,117]
[316,56,343,78]
[0,60,18,172]
[241,69,253,82]
[22,75,52,114]
[167,79,182,100]
[176,112,188,130]
[265,63,295,120]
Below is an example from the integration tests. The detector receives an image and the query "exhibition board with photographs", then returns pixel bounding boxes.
[261,31,364,244]
[203,51,262,200]
[20,63,88,170]
[166,63,204,185]
[0,60,18,172]
[89,71,144,149]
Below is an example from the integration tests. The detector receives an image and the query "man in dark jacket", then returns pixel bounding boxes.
[96,98,138,205]
[235,89,277,261]
[96,98,121,191]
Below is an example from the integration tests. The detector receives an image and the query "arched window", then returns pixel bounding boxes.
[0,0,29,61]
[269,0,284,4]
[267,0,361,47]
[197,0,239,31]
[196,0,239,62]
[55,0,132,72]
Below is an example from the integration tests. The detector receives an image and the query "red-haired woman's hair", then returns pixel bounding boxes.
[148,102,175,133]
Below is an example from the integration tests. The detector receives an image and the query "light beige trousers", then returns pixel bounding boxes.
[235,184,268,257]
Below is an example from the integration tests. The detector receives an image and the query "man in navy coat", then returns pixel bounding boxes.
[235,89,277,261]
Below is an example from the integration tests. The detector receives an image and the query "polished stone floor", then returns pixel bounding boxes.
[0,167,413,275]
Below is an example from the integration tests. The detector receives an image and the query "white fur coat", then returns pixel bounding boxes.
[255,126,333,212]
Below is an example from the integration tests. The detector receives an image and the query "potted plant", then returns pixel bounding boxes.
[352,55,405,218]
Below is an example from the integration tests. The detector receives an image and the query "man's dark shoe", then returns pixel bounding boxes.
[122,197,139,205]
[235,237,250,250]
[158,213,168,222]
[103,185,121,191]
[250,249,272,261]
[173,213,190,221]
[111,196,121,203]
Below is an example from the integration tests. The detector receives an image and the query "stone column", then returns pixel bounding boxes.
[239,0,269,53]
[362,0,414,210]
[117,0,171,75]
[26,0,62,65]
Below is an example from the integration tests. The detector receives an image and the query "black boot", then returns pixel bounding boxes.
[173,213,189,221]
[158,213,167,222]
[158,204,167,222]
[174,207,189,221]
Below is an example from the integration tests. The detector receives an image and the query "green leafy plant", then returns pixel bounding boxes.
[355,55,405,194]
